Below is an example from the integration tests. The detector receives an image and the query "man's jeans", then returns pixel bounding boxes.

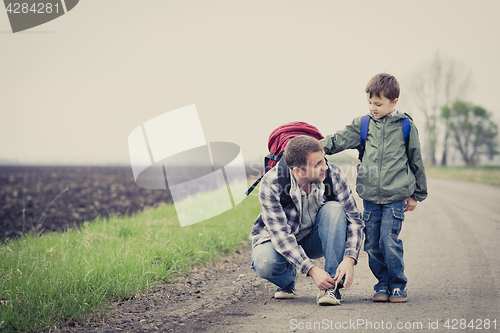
[250,202,347,292]
[363,199,407,291]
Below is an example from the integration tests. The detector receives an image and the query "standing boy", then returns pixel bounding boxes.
[320,73,427,303]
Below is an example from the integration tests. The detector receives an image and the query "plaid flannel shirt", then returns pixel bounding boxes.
[250,163,364,276]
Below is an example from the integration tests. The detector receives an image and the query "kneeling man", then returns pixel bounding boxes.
[250,135,364,305]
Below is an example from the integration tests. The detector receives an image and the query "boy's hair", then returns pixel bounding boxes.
[365,73,400,101]
[284,135,323,169]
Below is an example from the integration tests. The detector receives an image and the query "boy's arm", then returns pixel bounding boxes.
[320,117,363,155]
[407,121,428,202]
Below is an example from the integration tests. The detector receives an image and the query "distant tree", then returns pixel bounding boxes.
[407,52,472,165]
[441,100,499,165]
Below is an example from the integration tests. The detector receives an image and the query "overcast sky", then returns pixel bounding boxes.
[1,0,499,166]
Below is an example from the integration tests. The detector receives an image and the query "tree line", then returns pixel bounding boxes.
[406,53,498,166]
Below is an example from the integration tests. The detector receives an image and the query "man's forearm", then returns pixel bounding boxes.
[343,257,356,265]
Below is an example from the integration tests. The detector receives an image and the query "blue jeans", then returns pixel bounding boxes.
[363,199,407,291]
[250,202,347,292]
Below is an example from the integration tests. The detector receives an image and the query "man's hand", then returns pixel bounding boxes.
[333,257,355,288]
[404,197,418,212]
[307,266,336,290]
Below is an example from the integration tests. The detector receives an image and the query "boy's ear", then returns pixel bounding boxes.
[391,98,399,108]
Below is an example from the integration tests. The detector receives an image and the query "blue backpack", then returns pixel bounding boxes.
[357,114,411,162]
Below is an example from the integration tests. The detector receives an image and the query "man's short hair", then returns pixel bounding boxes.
[365,73,400,101]
[284,135,323,169]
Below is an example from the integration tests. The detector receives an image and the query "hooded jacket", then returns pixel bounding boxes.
[320,112,427,204]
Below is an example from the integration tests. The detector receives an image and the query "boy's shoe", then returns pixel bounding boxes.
[389,287,407,303]
[372,290,390,302]
[275,290,295,299]
[316,286,341,306]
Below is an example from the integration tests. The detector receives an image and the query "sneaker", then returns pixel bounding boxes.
[389,287,407,303]
[316,285,341,306]
[372,290,390,302]
[275,290,295,299]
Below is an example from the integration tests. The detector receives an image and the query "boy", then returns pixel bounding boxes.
[320,73,427,303]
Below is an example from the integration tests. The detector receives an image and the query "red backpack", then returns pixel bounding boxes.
[245,121,325,196]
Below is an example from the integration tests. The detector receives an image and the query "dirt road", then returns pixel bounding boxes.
[66,178,500,333]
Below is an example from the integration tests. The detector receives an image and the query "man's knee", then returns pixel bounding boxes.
[252,256,291,280]
[318,201,347,227]
[325,201,342,209]
[251,242,286,279]
[320,201,345,216]
[252,257,274,279]
[327,201,342,208]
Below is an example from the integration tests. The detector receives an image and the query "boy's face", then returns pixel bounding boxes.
[367,93,398,119]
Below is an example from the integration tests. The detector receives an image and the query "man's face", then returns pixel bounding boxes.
[296,150,328,183]
[367,93,398,119]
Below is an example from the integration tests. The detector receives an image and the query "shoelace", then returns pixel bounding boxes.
[392,288,402,296]
[326,289,338,298]
[319,281,339,298]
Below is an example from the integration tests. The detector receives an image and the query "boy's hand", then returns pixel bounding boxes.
[404,197,418,212]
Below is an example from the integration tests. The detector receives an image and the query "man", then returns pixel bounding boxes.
[250,135,365,305]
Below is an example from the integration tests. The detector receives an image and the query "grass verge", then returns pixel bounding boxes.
[425,165,500,186]
[0,192,261,332]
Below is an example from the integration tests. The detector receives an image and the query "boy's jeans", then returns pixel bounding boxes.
[250,202,347,292]
[363,199,407,291]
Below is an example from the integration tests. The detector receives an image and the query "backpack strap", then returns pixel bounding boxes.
[358,114,371,162]
[243,157,295,206]
[245,175,263,196]
[276,158,293,208]
[401,117,411,158]
[264,151,283,173]
[357,114,411,163]
[323,161,336,202]
[401,118,410,146]
[246,151,284,196]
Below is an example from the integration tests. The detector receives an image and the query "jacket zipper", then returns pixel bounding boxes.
[378,118,386,203]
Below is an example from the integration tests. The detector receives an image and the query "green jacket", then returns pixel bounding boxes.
[320,112,428,204]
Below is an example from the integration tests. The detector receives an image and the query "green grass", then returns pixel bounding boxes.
[425,165,500,186]
[0,192,261,332]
